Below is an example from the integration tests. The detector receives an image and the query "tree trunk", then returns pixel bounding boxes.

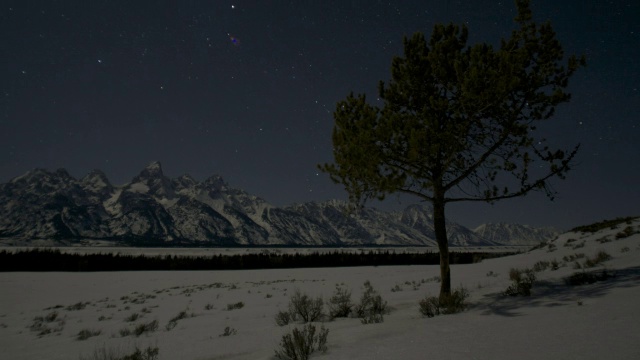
[433,193,451,300]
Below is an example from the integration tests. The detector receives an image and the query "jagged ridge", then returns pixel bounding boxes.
[0,162,557,246]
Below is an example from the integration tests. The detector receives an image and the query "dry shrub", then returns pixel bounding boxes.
[328,284,353,318]
[288,289,324,323]
[354,281,387,324]
[274,324,328,360]
[504,268,536,296]
[419,286,468,317]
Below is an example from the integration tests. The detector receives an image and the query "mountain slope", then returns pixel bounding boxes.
[473,223,558,246]
[0,162,557,246]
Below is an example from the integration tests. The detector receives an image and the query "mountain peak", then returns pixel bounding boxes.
[172,174,198,192]
[144,161,163,174]
[176,174,196,182]
[146,161,162,170]
[85,169,108,178]
[133,161,164,181]
[54,168,73,179]
[129,161,175,198]
[203,175,227,190]
[10,168,49,183]
[81,169,112,192]
[10,168,76,187]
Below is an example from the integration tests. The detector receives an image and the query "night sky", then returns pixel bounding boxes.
[2,1,638,230]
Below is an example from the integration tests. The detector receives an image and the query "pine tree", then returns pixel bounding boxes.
[320,0,585,299]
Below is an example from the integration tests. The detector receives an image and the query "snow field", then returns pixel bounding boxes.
[0,219,639,360]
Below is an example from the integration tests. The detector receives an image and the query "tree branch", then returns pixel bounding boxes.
[444,144,578,203]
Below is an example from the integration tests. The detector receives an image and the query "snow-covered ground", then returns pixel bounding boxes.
[1,219,639,360]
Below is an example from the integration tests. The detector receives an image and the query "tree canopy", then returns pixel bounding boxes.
[320,0,585,298]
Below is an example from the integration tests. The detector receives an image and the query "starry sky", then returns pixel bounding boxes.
[1,1,638,230]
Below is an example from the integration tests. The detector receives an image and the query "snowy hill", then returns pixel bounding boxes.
[0,162,556,246]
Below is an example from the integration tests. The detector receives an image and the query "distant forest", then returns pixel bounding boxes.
[0,248,515,272]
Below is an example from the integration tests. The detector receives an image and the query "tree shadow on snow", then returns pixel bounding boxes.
[472,265,640,317]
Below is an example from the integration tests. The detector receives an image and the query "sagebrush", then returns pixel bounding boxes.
[78,345,159,360]
[76,329,101,341]
[565,270,612,286]
[419,286,468,317]
[354,281,387,324]
[288,289,324,323]
[274,324,329,360]
[504,268,536,296]
[328,283,353,318]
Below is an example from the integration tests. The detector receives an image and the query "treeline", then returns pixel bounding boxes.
[0,248,514,272]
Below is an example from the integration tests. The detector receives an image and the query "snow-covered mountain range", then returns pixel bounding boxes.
[0,162,557,246]
[473,223,559,246]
